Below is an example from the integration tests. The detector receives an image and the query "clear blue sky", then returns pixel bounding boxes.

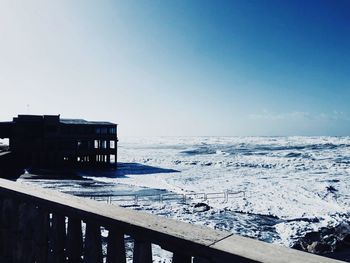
[0,0,349,136]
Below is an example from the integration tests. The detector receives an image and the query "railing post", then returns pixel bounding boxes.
[33,208,49,263]
[133,239,152,263]
[1,198,18,261]
[49,213,66,263]
[193,257,215,263]
[83,221,103,263]
[106,229,126,263]
[15,203,36,263]
[67,217,83,263]
[172,252,192,263]
[224,191,228,203]
[0,198,5,257]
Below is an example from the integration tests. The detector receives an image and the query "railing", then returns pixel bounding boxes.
[89,191,246,205]
[0,178,344,263]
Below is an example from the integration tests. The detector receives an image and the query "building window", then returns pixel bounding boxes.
[110,154,115,164]
[102,140,107,149]
[95,127,101,134]
[77,140,82,148]
[94,140,99,149]
[110,140,115,149]
[109,127,116,134]
[101,128,108,134]
[96,155,105,162]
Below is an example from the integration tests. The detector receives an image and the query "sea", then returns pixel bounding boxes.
[18,136,350,252]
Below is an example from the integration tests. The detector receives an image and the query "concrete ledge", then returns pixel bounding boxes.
[0,178,345,263]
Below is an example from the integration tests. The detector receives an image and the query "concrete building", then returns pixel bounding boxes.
[0,115,118,169]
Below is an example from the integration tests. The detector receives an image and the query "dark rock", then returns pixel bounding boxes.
[193,203,210,213]
[307,241,332,254]
[291,242,303,250]
[303,231,321,244]
[324,235,339,251]
[320,226,335,236]
[335,223,350,236]
[293,222,350,255]
[342,234,350,246]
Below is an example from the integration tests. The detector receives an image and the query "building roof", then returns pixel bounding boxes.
[60,119,116,125]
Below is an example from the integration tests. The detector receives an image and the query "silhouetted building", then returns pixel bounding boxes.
[0,115,118,169]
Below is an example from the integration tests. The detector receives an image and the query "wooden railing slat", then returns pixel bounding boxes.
[172,252,192,263]
[133,239,152,263]
[1,198,18,261]
[193,257,217,263]
[67,217,83,263]
[0,179,228,252]
[0,179,345,263]
[0,198,6,257]
[51,213,66,263]
[33,208,49,263]
[106,229,126,263]
[15,203,35,263]
[83,222,103,263]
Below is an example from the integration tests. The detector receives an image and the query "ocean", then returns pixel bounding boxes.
[19,136,350,250]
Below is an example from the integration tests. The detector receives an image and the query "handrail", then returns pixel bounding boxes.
[0,178,344,263]
[88,190,246,204]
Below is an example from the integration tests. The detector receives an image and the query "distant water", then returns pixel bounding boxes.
[20,136,350,247]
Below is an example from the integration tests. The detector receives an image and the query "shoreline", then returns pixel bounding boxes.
[17,169,350,262]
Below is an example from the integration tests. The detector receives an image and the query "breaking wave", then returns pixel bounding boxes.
[116,136,350,248]
[20,136,350,254]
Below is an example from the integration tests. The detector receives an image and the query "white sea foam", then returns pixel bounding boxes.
[20,136,350,251]
[110,136,350,247]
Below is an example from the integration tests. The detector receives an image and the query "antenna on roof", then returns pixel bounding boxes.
[26,104,30,113]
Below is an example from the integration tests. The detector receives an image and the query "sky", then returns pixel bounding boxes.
[0,0,349,136]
